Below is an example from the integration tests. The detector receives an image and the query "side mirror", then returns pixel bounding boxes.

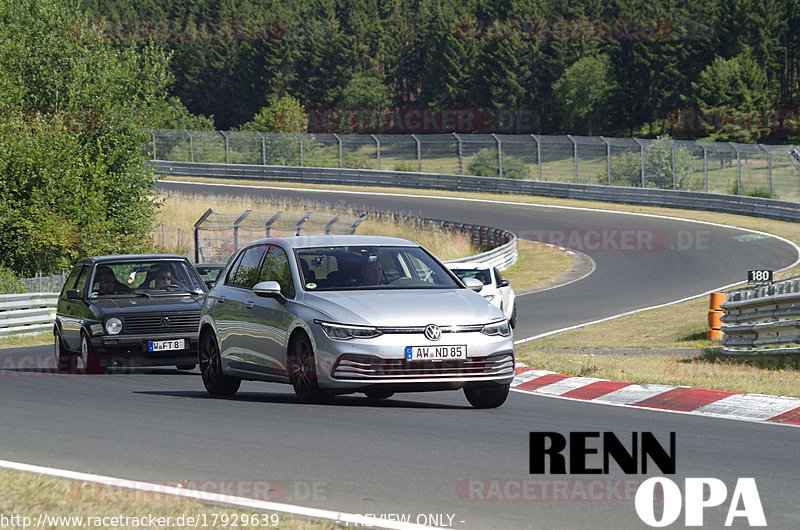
[462,277,484,292]
[66,289,81,300]
[498,279,510,288]
[253,281,284,300]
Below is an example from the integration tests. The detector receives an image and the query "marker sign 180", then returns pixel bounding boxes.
[747,270,773,285]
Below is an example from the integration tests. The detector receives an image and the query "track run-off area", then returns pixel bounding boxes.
[2,180,799,529]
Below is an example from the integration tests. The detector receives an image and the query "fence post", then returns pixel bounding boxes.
[699,141,709,192]
[411,134,421,172]
[256,132,266,165]
[371,134,381,170]
[265,211,283,237]
[531,134,542,181]
[633,138,645,187]
[671,140,677,190]
[184,129,194,163]
[600,136,611,185]
[333,133,343,168]
[730,142,741,194]
[567,135,578,183]
[233,210,252,249]
[193,208,215,263]
[760,144,773,195]
[453,132,463,175]
[219,131,230,164]
[492,133,503,177]
[294,133,304,167]
[151,129,157,160]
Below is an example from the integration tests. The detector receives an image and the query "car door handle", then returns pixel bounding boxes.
[245,300,255,309]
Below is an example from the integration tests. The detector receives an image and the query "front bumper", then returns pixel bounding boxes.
[90,333,198,367]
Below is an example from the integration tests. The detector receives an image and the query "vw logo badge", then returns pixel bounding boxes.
[424,324,441,341]
[160,317,170,328]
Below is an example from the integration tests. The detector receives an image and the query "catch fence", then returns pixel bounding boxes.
[150,130,800,200]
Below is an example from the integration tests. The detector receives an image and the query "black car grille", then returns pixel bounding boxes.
[122,312,200,334]
[331,353,515,380]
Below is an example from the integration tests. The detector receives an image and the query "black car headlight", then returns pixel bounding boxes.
[105,317,123,335]
[481,319,510,337]
[316,320,382,340]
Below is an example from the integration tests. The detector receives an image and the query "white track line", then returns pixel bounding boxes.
[0,459,434,530]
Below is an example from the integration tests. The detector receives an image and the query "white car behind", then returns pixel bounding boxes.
[447,262,516,328]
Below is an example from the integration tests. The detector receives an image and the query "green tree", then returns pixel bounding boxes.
[239,95,308,133]
[467,148,529,179]
[553,54,616,135]
[338,72,392,110]
[610,138,694,189]
[0,0,174,275]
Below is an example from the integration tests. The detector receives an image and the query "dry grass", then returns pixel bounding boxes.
[501,239,572,291]
[0,468,334,529]
[154,191,474,261]
[518,350,800,398]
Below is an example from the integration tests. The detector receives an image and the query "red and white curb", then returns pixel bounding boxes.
[512,364,800,427]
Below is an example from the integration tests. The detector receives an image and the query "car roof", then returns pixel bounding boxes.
[445,262,491,270]
[243,235,420,250]
[87,254,190,263]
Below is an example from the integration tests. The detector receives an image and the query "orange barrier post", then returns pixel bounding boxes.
[707,292,726,340]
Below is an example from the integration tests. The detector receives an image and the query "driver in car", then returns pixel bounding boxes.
[358,259,384,286]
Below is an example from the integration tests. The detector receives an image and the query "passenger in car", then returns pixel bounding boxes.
[95,266,131,295]
[358,259,384,286]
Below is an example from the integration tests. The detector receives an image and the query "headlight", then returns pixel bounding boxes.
[316,320,382,340]
[105,317,123,335]
[481,319,510,337]
[482,294,495,302]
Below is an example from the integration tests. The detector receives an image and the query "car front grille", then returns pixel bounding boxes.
[331,353,515,380]
[122,312,200,334]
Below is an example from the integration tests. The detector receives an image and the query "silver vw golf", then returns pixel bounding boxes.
[199,235,515,408]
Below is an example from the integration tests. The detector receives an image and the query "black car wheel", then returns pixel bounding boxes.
[364,389,394,400]
[199,331,240,395]
[80,332,104,375]
[509,303,517,329]
[288,334,328,403]
[54,329,76,373]
[464,383,510,409]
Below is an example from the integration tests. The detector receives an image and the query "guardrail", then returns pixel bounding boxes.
[152,160,800,223]
[0,293,58,338]
[721,280,800,355]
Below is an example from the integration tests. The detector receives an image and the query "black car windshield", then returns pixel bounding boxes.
[451,268,491,285]
[89,260,206,297]
[296,245,460,291]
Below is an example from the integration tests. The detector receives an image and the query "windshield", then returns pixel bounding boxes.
[296,245,460,291]
[89,260,206,297]
[451,268,491,285]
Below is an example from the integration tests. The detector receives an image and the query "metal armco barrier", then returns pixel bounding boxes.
[151,160,800,223]
[721,279,800,354]
[0,293,58,338]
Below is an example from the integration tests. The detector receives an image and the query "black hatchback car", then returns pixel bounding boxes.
[55,255,207,373]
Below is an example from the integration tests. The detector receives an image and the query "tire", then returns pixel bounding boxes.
[80,332,104,375]
[364,389,394,400]
[54,329,77,373]
[288,334,328,403]
[509,303,517,329]
[176,364,197,371]
[199,331,240,396]
[464,383,510,409]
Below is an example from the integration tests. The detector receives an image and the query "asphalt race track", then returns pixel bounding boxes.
[2,182,800,529]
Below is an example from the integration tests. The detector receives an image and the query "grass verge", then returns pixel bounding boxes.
[0,467,334,529]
